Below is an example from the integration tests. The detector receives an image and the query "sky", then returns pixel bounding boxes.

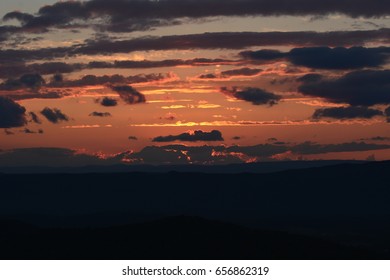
[0,0,390,166]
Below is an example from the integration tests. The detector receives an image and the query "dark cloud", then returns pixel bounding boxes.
[240,49,286,61]
[89,112,112,117]
[3,2,87,33]
[386,106,390,122]
[112,58,238,68]
[1,140,389,167]
[232,136,241,140]
[198,73,218,79]
[160,113,177,121]
[128,136,138,141]
[49,73,172,87]
[109,85,146,104]
[5,92,64,101]
[28,112,42,124]
[241,47,390,69]
[312,106,384,120]
[0,26,19,42]
[0,97,27,128]
[296,73,323,83]
[4,129,14,135]
[0,73,45,90]
[198,67,262,80]
[153,130,224,142]
[3,0,390,37]
[20,74,45,88]
[221,67,262,77]
[51,73,64,83]
[298,70,390,106]
[290,141,390,155]
[220,87,281,106]
[0,46,71,64]
[128,146,190,165]
[21,128,43,134]
[27,62,80,75]
[288,47,390,69]
[3,11,35,25]
[1,30,390,63]
[0,59,238,78]
[361,136,390,141]
[100,97,118,107]
[40,107,69,123]
[77,30,390,57]
[227,141,390,157]
[0,63,82,79]
[127,140,390,164]
[0,148,112,167]
[22,128,34,134]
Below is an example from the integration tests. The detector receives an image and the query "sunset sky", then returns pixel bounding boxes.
[1,0,390,166]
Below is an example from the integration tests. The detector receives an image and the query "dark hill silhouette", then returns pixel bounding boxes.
[0,160,364,174]
[0,216,385,260]
[0,160,389,259]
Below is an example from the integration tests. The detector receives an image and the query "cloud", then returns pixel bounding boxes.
[361,136,390,141]
[198,73,218,79]
[4,129,14,135]
[40,107,69,123]
[160,113,177,121]
[220,87,281,106]
[0,26,18,43]
[153,130,224,142]
[76,30,390,56]
[386,106,390,122]
[0,73,45,90]
[127,146,190,165]
[50,73,174,87]
[0,148,113,167]
[221,67,262,77]
[109,85,146,104]
[3,0,390,37]
[240,49,286,61]
[127,140,390,164]
[28,63,80,76]
[128,136,138,141]
[28,112,41,124]
[0,97,27,128]
[289,47,390,69]
[289,141,390,155]
[296,74,323,83]
[198,67,263,80]
[5,92,64,101]
[312,106,384,120]
[99,97,118,107]
[98,58,239,69]
[0,46,74,64]
[89,112,112,117]
[21,128,44,134]
[298,70,390,106]
[0,59,239,78]
[241,46,390,69]
[1,140,390,167]
[0,63,83,79]
[1,29,390,63]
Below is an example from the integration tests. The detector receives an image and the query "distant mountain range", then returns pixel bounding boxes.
[0,160,389,259]
[0,159,366,174]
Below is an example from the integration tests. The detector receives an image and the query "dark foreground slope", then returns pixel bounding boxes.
[0,161,389,259]
[0,216,384,260]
